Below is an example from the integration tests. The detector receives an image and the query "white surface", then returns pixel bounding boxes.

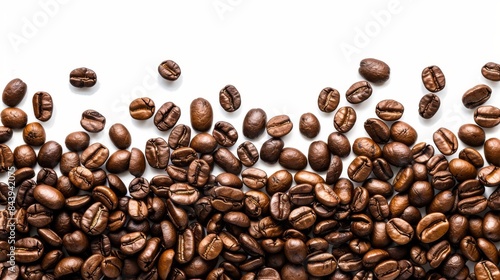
[1,0,500,233]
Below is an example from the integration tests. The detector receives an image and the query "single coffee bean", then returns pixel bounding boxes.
[120,231,147,255]
[81,254,104,280]
[408,181,434,207]
[484,137,500,166]
[382,141,412,167]
[266,115,293,137]
[190,132,217,154]
[390,121,417,146]
[62,230,89,254]
[458,179,484,199]
[299,112,320,138]
[352,137,382,160]
[37,140,62,168]
[219,84,241,112]
[358,58,390,83]
[279,147,307,170]
[412,142,435,163]
[306,253,337,277]
[144,137,170,169]
[462,84,492,109]
[54,256,84,278]
[363,118,390,144]
[474,105,500,128]
[129,147,146,177]
[81,202,109,235]
[1,107,27,129]
[334,106,356,133]
[258,137,283,164]
[241,168,267,190]
[482,211,500,241]
[14,237,44,263]
[237,141,259,167]
[68,166,94,191]
[317,87,340,112]
[2,78,27,106]
[418,93,440,119]
[427,240,451,268]
[70,67,97,87]
[325,156,343,184]
[376,99,404,121]
[81,142,109,169]
[374,260,400,280]
[213,121,238,147]
[32,91,53,121]
[458,123,485,146]
[108,123,131,149]
[213,147,242,174]
[307,141,330,172]
[386,218,414,245]
[0,145,14,173]
[190,97,213,131]
[80,109,106,132]
[59,151,79,175]
[267,169,293,194]
[433,127,458,155]
[327,132,351,157]
[158,60,181,80]
[449,158,477,181]
[458,195,488,216]
[347,155,372,182]
[337,253,363,272]
[416,212,449,243]
[346,81,372,104]
[168,183,200,206]
[0,126,12,143]
[129,97,155,120]
[154,102,181,131]
[478,165,500,187]
[242,108,267,139]
[289,184,314,206]
[65,131,90,152]
[477,237,499,264]
[289,206,316,230]
[422,65,445,92]
[427,189,455,214]
[474,260,500,280]
[481,62,500,81]
[33,184,65,210]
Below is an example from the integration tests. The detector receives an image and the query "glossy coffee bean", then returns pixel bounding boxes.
[474,105,500,128]
[458,123,485,147]
[364,117,390,144]
[279,147,307,170]
[65,131,90,152]
[386,218,414,245]
[70,67,97,87]
[32,91,53,121]
[299,112,320,138]
[1,107,27,129]
[80,109,106,132]
[462,84,492,109]
[2,78,27,107]
[382,142,412,167]
[422,65,445,92]
[33,184,65,210]
[243,108,267,139]
[108,123,131,149]
[433,127,458,155]
[219,84,241,112]
[154,102,181,131]
[481,62,500,81]
[346,81,372,104]
[190,97,213,131]
[334,106,356,133]
[37,140,62,168]
[317,87,340,113]
[376,99,404,121]
[129,97,155,120]
[213,121,238,147]
[327,132,351,157]
[416,212,449,243]
[419,93,440,119]
[358,58,390,83]
[158,60,181,80]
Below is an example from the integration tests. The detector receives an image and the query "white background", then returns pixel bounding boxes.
[0,0,500,266]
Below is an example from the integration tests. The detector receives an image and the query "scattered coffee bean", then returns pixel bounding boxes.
[422,65,445,92]
[2,78,27,107]
[32,91,53,121]
[346,81,372,104]
[474,105,500,128]
[358,58,390,83]
[317,87,340,112]
[129,97,155,120]
[375,99,404,121]
[462,84,492,109]
[219,84,241,112]
[69,67,97,88]
[418,93,440,119]
[80,109,106,132]
[158,60,181,81]
[481,62,500,81]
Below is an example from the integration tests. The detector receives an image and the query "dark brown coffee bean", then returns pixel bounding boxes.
[448,158,477,181]
[34,184,65,210]
[81,142,109,170]
[168,183,200,206]
[363,117,390,144]
[154,102,181,131]
[289,206,316,230]
[108,123,131,149]
[325,156,342,184]
[359,58,390,83]
[317,87,340,113]
[458,123,485,147]
[427,189,455,214]
[266,115,293,137]
[334,106,356,133]
[306,253,337,277]
[236,141,259,167]
[213,121,238,147]
[327,132,351,157]
[62,230,89,254]
[305,141,329,172]
[189,132,216,154]
[0,144,14,173]
[81,254,104,280]
[374,260,400,280]
[484,137,500,166]
[279,147,307,170]
[427,154,449,176]
[158,60,181,80]
[422,65,445,92]
[386,218,414,245]
[474,260,500,280]
[54,256,84,278]
[37,140,62,168]
[458,195,488,215]
[419,93,440,119]
[0,126,12,143]
[382,142,412,167]
[92,186,118,210]
[190,97,213,131]
[68,166,94,191]
[390,121,417,146]
[482,211,500,241]
[80,202,109,235]
[371,158,393,181]
[346,81,372,104]
[214,147,242,174]
[129,97,155,120]
[32,91,53,121]
[120,231,147,255]
[347,155,372,182]
[64,131,90,152]
[80,109,106,132]
[144,137,169,169]
[363,178,392,198]
[70,67,97,87]
[15,237,44,263]
[458,179,484,199]
[463,84,492,109]
[427,240,451,268]
[299,112,320,138]
[259,137,284,163]
[376,99,404,121]
[1,107,27,129]
[129,147,146,177]
[352,137,382,160]
[477,237,499,264]
[433,127,458,155]
[474,105,500,128]
[283,238,307,264]
[59,151,79,175]
[243,108,267,139]
[219,84,241,112]
[408,181,433,207]
[478,165,500,186]
[416,212,449,243]
[266,169,292,194]
[481,62,500,81]
[195,233,223,261]
[2,78,27,106]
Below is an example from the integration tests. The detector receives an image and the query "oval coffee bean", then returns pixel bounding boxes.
[237,141,259,167]
[32,91,53,121]
[346,81,372,104]
[23,122,46,146]
[190,97,213,131]
[33,184,65,210]
[382,142,412,167]
[129,97,155,120]
[81,202,109,235]
[242,108,267,139]
[481,62,500,81]
[462,84,492,109]
[3,78,27,107]
[358,58,390,83]
[308,141,330,172]
[80,143,109,169]
[109,123,131,149]
[334,106,356,133]
[375,99,404,121]
[154,102,181,131]
[422,65,445,92]
[266,115,293,137]
[317,87,340,113]
[213,121,238,147]
[120,231,147,255]
[306,253,337,277]
[198,234,223,261]
[474,105,500,128]
[80,109,106,132]
[70,67,97,87]
[219,84,241,112]
[14,237,44,263]
[484,137,500,167]
[458,123,485,147]
[374,260,400,280]
[168,124,191,149]
[214,147,242,174]
[1,107,27,129]
[289,206,316,230]
[279,147,307,170]
[386,218,414,245]
[299,112,320,138]
[433,127,458,155]
[418,93,440,119]
[158,59,181,80]
[416,212,450,243]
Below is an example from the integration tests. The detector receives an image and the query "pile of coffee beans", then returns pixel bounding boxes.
[0,58,500,280]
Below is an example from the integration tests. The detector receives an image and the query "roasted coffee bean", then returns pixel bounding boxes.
[481,62,500,81]
[108,123,131,149]
[419,93,440,119]
[390,121,418,146]
[427,189,455,214]
[352,137,382,160]
[416,212,449,243]
[59,151,79,175]
[154,102,181,131]
[120,231,147,255]
[478,165,500,186]
[267,169,292,194]
[128,177,150,200]
[0,145,14,173]
[283,238,307,264]
[334,106,356,132]
[81,254,104,280]
[458,123,485,147]
[372,158,393,180]
[213,121,238,147]
[308,141,330,172]
[1,107,27,129]
[106,147,131,174]
[427,154,449,176]
[23,122,46,146]
[2,78,27,106]
[242,108,268,140]
[169,183,200,205]
[484,137,500,166]
[289,206,316,230]
[325,156,343,184]
[409,181,433,207]
[54,256,84,278]
[363,178,392,198]
[458,195,488,215]
[383,141,412,167]
[327,132,351,157]
[145,137,170,169]
[306,253,337,277]
[374,260,400,280]
[422,65,445,92]
[368,195,390,221]
[64,131,90,152]
[448,158,477,181]
[314,183,339,208]
[190,97,213,131]
[80,109,106,132]
[219,84,241,112]
[376,99,404,121]
[236,141,259,167]
[266,115,293,137]
[129,147,146,177]
[129,97,155,120]
[81,202,109,235]
[364,117,390,144]
[474,105,500,128]
[317,87,340,113]
[37,140,62,168]
[15,237,44,263]
[482,211,500,241]
[81,143,109,170]
[477,237,499,264]
[278,147,307,170]
[462,84,492,109]
[386,218,414,245]
[350,186,369,213]
[346,81,372,104]
[433,127,458,155]
[62,230,90,254]
[70,67,97,87]
[0,126,12,143]
[458,179,484,199]
[158,60,181,80]
[359,58,390,83]
[214,147,242,174]
[474,260,500,280]
[337,253,363,272]
[427,240,451,268]
[259,137,284,163]
[32,91,53,121]
[33,184,65,210]
[298,112,320,138]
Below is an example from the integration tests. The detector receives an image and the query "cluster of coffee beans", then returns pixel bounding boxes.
[0,59,500,280]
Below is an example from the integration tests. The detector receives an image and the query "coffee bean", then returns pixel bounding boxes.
[108,123,131,149]
[474,105,500,128]
[289,206,316,230]
[70,67,97,87]
[37,140,62,168]
[317,87,340,112]
[190,132,217,154]
[478,165,500,187]
[427,240,451,268]
[237,141,259,167]
[129,98,155,122]
[219,84,241,112]
[422,65,445,92]
[363,118,390,144]
[416,212,449,243]
[462,84,492,109]
[375,99,404,121]
[418,93,440,119]
[475,260,500,280]
[68,166,94,191]
[308,141,331,172]
[168,124,191,149]
[32,91,53,121]
[306,253,337,277]
[80,109,106,132]
[2,78,27,107]
[299,112,320,138]
[242,108,267,139]
[64,131,90,152]
[382,141,412,167]
[346,81,372,104]
[158,60,181,80]
[327,132,351,157]
[0,126,12,144]
[266,115,293,137]
[353,137,382,160]
[433,127,458,155]
[154,102,181,131]
[33,184,65,210]
[1,107,27,129]
[0,145,14,173]
[386,218,414,245]
[190,97,213,131]
[484,137,500,166]
[279,147,307,170]
[15,237,44,263]
[81,142,109,169]
[213,121,238,147]
[374,260,400,280]
[458,123,485,147]
[334,106,356,133]
[358,58,390,83]
[481,62,500,81]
